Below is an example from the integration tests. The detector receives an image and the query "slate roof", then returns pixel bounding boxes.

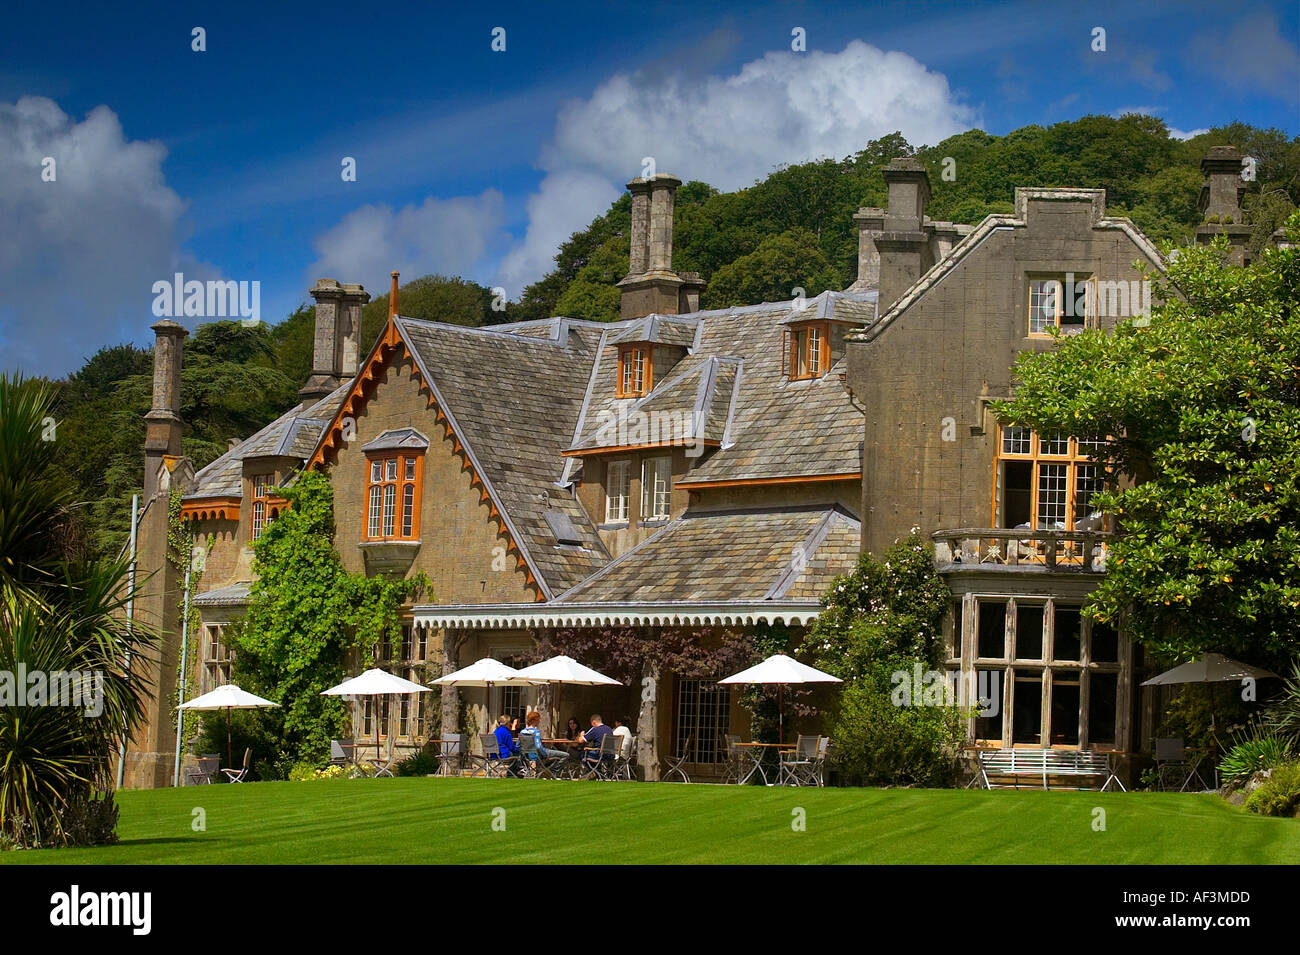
[188,384,350,499]
[568,290,868,485]
[554,506,860,604]
[395,316,612,597]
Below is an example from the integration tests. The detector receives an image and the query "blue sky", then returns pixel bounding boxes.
[1,0,1297,375]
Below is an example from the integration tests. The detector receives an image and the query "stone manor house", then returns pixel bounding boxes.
[119,147,1266,788]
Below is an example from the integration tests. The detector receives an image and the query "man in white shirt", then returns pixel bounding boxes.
[611,716,633,758]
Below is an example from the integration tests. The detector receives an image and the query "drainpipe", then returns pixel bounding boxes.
[172,559,193,786]
[115,494,139,790]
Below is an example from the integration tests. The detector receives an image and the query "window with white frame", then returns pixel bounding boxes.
[1028,276,1093,337]
[640,455,671,522]
[605,460,630,524]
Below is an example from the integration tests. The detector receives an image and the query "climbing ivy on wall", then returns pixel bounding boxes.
[167,490,209,746]
[230,469,430,772]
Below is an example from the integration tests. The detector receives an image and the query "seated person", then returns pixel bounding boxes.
[519,711,570,762]
[492,714,520,774]
[563,717,583,755]
[612,716,633,759]
[579,714,615,765]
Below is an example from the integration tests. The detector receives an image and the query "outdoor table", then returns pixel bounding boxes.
[734,742,795,786]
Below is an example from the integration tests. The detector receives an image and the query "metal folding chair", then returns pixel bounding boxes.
[660,734,693,783]
[372,734,397,778]
[721,735,746,784]
[612,735,637,781]
[583,733,620,780]
[221,747,252,783]
[778,735,820,786]
[518,732,567,779]
[436,734,464,777]
[474,733,520,778]
[1155,737,1209,791]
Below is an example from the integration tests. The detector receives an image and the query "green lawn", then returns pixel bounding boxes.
[4,779,1296,864]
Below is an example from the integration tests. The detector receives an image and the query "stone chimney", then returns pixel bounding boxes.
[1195,146,1253,266]
[143,319,187,499]
[849,207,885,290]
[617,174,703,319]
[875,158,935,313]
[126,318,192,788]
[300,278,370,403]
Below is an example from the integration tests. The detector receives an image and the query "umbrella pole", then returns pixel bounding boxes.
[778,685,784,745]
[226,706,232,768]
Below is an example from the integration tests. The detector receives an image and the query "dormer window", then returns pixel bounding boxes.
[365,453,423,541]
[617,345,652,398]
[783,322,829,381]
[359,429,428,543]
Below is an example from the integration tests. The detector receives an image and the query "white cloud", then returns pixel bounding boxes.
[495,39,975,295]
[494,171,620,299]
[1169,126,1209,141]
[0,96,215,375]
[545,40,975,189]
[307,190,508,297]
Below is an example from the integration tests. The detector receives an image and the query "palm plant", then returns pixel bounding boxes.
[1266,660,1300,750]
[0,373,155,846]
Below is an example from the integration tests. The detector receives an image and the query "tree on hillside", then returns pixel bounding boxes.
[360,273,498,347]
[995,219,1300,669]
[703,228,843,308]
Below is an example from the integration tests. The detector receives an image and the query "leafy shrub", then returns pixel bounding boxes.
[395,748,439,777]
[1243,762,1300,817]
[829,663,968,788]
[1265,659,1300,749]
[1219,724,1294,784]
[288,761,325,782]
[60,792,120,847]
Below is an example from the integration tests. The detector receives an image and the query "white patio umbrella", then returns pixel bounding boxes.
[178,683,279,768]
[719,654,842,743]
[433,657,537,737]
[321,667,432,761]
[515,655,622,736]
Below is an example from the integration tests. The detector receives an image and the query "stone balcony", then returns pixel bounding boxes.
[932,528,1111,574]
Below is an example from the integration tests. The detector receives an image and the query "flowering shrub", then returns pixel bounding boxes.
[802,531,966,786]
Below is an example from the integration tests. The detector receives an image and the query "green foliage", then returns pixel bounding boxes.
[231,470,429,770]
[831,677,968,787]
[1265,659,1300,748]
[0,374,154,847]
[995,222,1300,667]
[800,532,963,786]
[703,228,842,309]
[360,274,499,348]
[1242,762,1300,817]
[804,531,952,680]
[1155,686,1253,770]
[394,747,439,777]
[1218,727,1294,783]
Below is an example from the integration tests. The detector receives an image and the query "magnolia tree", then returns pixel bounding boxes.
[995,219,1300,668]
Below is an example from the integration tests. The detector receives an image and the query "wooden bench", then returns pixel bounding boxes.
[970,749,1125,791]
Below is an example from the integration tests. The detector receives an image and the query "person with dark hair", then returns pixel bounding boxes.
[564,716,583,756]
[579,713,615,770]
